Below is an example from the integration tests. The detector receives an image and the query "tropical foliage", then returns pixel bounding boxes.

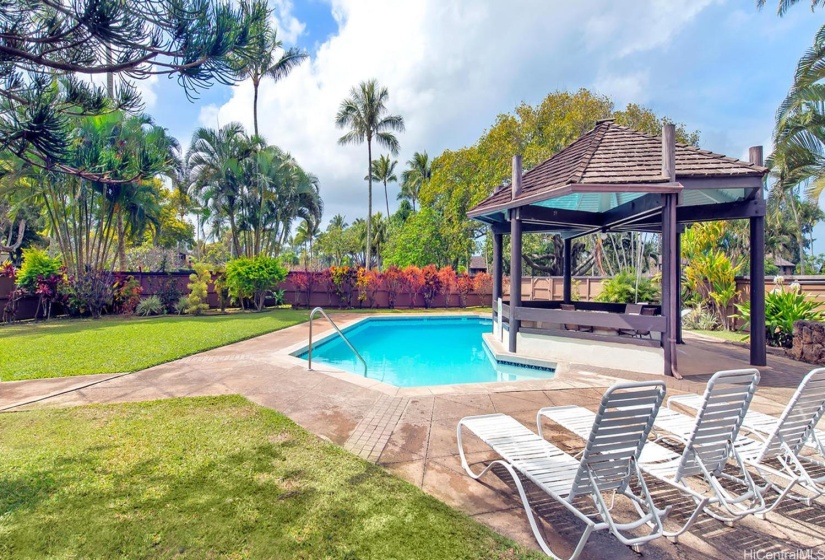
[1,0,266,182]
[682,223,743,330]
[736,278,825,347]
[187,123,322,259]
[594,272,660,304]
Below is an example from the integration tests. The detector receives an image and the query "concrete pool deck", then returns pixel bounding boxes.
[2,313,825,559]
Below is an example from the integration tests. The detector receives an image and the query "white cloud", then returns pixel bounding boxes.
[593,71,652,107]
[271,0,305,44]
[198,0,727,226]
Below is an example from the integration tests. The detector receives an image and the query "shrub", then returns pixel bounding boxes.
[63,269,114,319]
[213,266,229,312]
[156,275,183,313]
[33,272,66,319]
[384,265,403,309]
[1,261,20,323]
[456,272,474,308]
[174,296,190,315]
[473,272,492,297]
[16,248,62,292]
[186,262,210,315]
[136,295,164,316]
[329,265,357,308]
[595,271,659,304]
[682,306,720,331]
[291,270,317,308]
[735,281,825,348]
[112,275,143,315]
[15,249,66,319]
[364,269,382,308]
[438,266,457,307]
[225,256,287,311]
[420,265,443,309]
[271,288,286,306]
[401,266,425,308]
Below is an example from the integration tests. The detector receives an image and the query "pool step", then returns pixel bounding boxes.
[345,395,408,462]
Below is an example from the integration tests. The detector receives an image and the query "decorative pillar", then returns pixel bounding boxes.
[509,155,523,353]
[563,237,572,303]
[492,232,503,317]
[749,146,767,366]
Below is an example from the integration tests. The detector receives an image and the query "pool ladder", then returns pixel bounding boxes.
[307,307,367,375]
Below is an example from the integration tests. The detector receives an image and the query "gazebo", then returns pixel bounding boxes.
[467,120,768,377]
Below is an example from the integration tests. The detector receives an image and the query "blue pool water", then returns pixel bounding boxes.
[297,317,555,387]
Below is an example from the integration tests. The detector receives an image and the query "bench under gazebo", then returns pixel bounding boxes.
[467,120,768,377]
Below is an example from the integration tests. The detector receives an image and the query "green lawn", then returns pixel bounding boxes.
[0,309,308,381]
[686,329,749,343]
[0,396,541,559]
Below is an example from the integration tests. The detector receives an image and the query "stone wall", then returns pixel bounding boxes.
[790,320,825,364]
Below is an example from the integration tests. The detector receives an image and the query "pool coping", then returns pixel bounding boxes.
[276,312,562,398]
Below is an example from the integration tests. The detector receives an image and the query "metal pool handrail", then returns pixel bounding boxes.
[307,307,367,376]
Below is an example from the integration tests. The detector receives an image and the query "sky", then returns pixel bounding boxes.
[137,0,825,249]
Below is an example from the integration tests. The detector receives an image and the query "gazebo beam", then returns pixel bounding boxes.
[519,205,603,228]
[602,193,666,229]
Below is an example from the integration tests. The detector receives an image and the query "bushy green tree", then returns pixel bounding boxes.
[224,256,286,311]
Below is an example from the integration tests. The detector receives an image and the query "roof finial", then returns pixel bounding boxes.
[662,123,676,181]
[512,155,523,199]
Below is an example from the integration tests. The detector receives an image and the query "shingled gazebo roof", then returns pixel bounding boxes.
[468,120,767,219]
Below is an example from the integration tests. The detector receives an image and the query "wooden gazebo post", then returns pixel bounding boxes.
[492,232,503,312]
[563,238,572,303]
[661,124,678,376]
[749,146,767,366]
[509,155,523,353]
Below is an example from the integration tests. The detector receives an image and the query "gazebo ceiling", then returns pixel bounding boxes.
[467,120,768,235]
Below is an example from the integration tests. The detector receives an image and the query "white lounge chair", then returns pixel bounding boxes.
[667,367,825,512]
[457,381,667,560]
[539,368,765,543]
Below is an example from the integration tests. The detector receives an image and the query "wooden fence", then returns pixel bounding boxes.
[4,273,825,322]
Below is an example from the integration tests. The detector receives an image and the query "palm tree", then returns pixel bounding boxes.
[236,0,308,137]
[187,123,252,256]
[329,214,347,230]
[757,0,825,16]
[366,155,398,217]
[335,79,404,269]
[399,151,430,212]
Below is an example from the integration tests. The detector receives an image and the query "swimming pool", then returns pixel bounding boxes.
[296,316,555,387]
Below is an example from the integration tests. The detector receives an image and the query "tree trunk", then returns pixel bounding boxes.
[383,179,390,217]
[116,211,127,270]
[253,81,260,137]
[366,141,373,270]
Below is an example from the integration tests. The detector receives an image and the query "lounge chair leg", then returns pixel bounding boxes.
[664,496,709,542]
